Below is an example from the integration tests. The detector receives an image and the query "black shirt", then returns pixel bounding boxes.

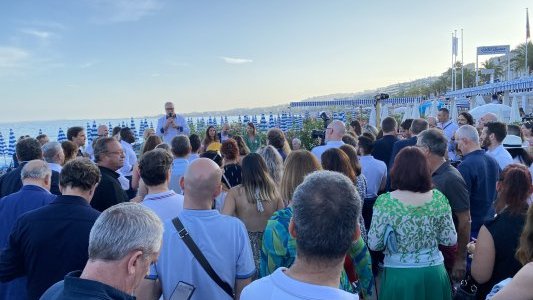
[0,195,100,300]
[477,210,526,299]
[432,161,470,227]
[0,163,26,198]
[90,166,129,212]
[372,135,399,170]
[223,163,242,189]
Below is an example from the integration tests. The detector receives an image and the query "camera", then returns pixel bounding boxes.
[374,93,389,101]
[166,112,176,119]
[311,112,331,145]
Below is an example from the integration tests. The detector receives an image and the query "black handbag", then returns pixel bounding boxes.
[453,275,478,300]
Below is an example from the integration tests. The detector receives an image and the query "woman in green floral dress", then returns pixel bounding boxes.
[368,147,457,300]
[244,122,261,153]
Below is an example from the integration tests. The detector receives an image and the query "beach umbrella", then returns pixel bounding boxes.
[243,115,249,124]
[259,114,267,132]
[207,116,213,127]
[91,121,98,140]
[213,116,218,127]
[224,116,228,125]
[7,129,16,156]
[38,129,43,135]
[150,122,153,129]
[429,100,439,117]
[411,102,421,119]
[401,105,412,122]
[0,132,6,155]
[368,107,377,128]
[473,95,485,109]
[380,104,389,122]
[509,96,521,123]
[469,104,511,122]
[268,114,275,129]
[449,99,459,123]
[57,128,67,142]
[108,122,113,130]
[238,115,242,124]
[280,113,288,132]
[139,120,146,137]
[86,122,92,143]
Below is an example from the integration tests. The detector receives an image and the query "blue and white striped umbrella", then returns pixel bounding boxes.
[149,121,154,129]
[91,121,98,140]
[108,122,113,131]
[213,116,218,127]
[121,121,126,128]
[243,115,249,124]
[0,132,6,155]
[57,128,67,143]
[268,114,275,129]
[86,122,93,143]
[224,116,228,125]
[130,118,138,138]
[8,129,16,156]
[238,115,242,124]
[38,129,43,135]
[259,114,267,132]
[139,120,145,137]
[280,113,288,132]
[207,116,213,127]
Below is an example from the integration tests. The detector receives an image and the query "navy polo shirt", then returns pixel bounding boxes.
[0,195,100,300]
[457,149,500,234]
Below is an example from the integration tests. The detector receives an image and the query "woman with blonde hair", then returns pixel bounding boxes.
[222,153,284,273]
[257,145,284,186]
[279,150,321,205]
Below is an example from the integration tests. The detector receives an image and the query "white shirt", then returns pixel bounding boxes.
[486,144,513,170]
[154,209,256,300]
[359,155,387,198]
[439,120,459,160]
[241,267,359,300]
[156,114,190,144]
[47,163,62,173]
[141,190,184,222]
[311,141,345,162]
[119,140,137,177]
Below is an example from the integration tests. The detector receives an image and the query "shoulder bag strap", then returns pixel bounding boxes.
[172,217,235,298]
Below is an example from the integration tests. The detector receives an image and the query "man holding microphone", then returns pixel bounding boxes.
[157,101,190,144]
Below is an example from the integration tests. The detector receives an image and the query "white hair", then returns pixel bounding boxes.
[456,125,480,144]
[21,160,51,181]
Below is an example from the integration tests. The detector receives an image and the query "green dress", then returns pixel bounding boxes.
[368,190,457,300]
[244,135,261,153]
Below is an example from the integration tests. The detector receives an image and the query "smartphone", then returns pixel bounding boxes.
[170,281,195,300]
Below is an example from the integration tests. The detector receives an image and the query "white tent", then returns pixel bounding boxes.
[411,102,420,119]
[429,100,439,117]
[380,104,389,123]
[401,106,412,122]
[469,104,511,123]
[450,99,459,122]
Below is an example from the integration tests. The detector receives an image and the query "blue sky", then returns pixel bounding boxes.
[0,0,530,122]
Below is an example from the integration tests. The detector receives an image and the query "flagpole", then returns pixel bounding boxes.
[461,29,464,89]
[454,30,458,91]
[451,32,454,91]
[527,8,530,75]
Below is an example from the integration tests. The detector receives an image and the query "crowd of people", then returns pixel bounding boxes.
[0,101,533,300]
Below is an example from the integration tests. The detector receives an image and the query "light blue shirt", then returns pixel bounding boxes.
[439,120,459,160]
[169,158,189,194]
[359,155,387,198]
[141,190,184,222]
[188,153,200,163]
[486,144,514,170]
[156,114,190,144]
[241,267,358,300]
[311,140,345,162]
[119,140,137,177]
[154,209,256,300]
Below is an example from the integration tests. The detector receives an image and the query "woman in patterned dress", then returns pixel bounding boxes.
[368,146,457,300]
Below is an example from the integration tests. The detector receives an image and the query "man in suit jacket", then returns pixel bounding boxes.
[0,138,43,198]
[372,117,399,170]
[90,137,129,212]
[387,118,429,190]
[0,158,101,300]
[0,160,57,300]
[218,123,233,142]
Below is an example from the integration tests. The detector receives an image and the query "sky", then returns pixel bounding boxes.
[0,0,530,122]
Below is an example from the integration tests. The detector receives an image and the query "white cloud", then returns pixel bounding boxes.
[0,47,30,68]
[220,56,253,64]
[20,29,54,40]
[81,60,99,68]
[90,0,163,23]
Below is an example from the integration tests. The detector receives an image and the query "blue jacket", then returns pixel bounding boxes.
[0,195,100,300]
[0,185,56,300]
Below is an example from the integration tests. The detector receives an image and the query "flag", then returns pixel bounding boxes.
[452,36,458,56]
[527,9,530,39]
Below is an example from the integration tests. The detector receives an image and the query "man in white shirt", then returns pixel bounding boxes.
[481,121,513,170]
[85,125,108,160]
[118,127,137,198]
[139,149,183,222]
[138,158,255,300]
[241,171,361,300]
[156,102,190,144]
[311,120,346,162]
[437,108,459,160]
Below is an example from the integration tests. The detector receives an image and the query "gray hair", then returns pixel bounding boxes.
[410,118,429,135]
[257,145,283,185]
[292,170,361,261]
[42,142,63,163]
[88,202,163,261]
[417,129,448,157]
[21,160,51,181]
[456,125,480,144]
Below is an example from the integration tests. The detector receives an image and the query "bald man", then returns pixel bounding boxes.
[311,119,346,162]
[0,160,56,299]
[156,101,190,144]
[476,112,498,132]
[142,158,255,300]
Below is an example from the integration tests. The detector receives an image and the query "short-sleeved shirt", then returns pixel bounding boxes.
[311,141,345,162]
[457,150,500,234]
[169,158,189,194]
[141,190,184,222]
[486,144,514,170]
[241,267,359,300]
[223,163,242,189]
[431,161,470,227]
[154,209,256,300]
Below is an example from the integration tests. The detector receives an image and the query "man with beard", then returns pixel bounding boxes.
[481,122,513,170]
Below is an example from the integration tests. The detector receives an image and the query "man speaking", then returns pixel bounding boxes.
[157,101,190,144]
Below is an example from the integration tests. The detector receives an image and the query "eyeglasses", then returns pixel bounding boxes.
[105,150,124,156]
[165,107,174,111]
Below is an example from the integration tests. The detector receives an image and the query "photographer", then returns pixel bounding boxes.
[156,101,190,144]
